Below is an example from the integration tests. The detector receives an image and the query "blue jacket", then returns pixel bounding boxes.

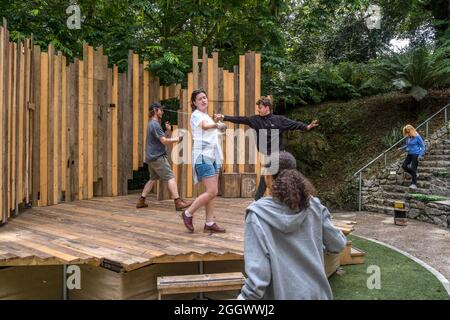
[404,135,426,156]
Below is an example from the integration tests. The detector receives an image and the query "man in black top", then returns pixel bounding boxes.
[214,96,318,200]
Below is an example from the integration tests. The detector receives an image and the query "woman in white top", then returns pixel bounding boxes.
[181,88,226,233]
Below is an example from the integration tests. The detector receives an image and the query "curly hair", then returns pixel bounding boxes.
[271,169,317,211]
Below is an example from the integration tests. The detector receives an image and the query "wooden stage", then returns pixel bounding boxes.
[0,194,254,271]
[0,194,359,299]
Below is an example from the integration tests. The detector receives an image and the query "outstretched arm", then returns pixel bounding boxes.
[279,116,318,131]
[215,114,252,126]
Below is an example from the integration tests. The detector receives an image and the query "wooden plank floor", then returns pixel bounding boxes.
[0,194,253,271]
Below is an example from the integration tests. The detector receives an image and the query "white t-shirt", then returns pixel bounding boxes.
[190,109,223,183]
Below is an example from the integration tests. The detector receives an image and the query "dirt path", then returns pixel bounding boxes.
[333,211,450,281]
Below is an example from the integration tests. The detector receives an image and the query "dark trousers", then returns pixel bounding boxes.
[402,154,419,185]
[255,176,267,200]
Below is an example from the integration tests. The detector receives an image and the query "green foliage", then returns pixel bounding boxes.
[382,127,403,148]
[270,63,362,106]
[285,130,330,175]
[433,171,450,178]
[377,42,450,100]
[408,193,448,202]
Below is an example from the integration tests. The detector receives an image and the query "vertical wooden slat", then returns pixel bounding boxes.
[138,62,143,167]
[39,52,48,206]
[207,58,214,115]
[238,55,245,173]
[78,59,85,200]
[111,65,118,196]
[87,45,94,199]
[17,36,25,208]
[254,52,261,181]
[61,55,67,197]
[132,53,139,171]
[24,38,31,205]
[31,45,41,206]
[69,60,80,201]
[0,25,5,223]
[192,46,199,91]
[47,44,54,205]
[202,47,208,94]
[93,48,100,187]
[103,60,112,196]
[10,42,17,214]
[245,52,256,173]
[225,72,234,173]
[53,50,61,203]
[142,61,149,161]
[187,73,193,198]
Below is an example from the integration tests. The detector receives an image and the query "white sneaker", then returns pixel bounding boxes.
[409,184,418,189]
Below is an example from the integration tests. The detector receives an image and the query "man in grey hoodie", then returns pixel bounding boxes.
[238,153,347,300]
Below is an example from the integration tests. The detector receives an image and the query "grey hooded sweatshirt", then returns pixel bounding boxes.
[238,196,347,300]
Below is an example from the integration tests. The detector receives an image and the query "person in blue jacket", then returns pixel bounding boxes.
[401,124,426,189]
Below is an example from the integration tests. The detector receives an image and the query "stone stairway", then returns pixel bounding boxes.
[361,124,450,228]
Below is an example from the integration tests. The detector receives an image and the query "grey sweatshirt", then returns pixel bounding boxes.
[238,196,347,300]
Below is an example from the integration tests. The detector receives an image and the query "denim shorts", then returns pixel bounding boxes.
[195,155,220,182]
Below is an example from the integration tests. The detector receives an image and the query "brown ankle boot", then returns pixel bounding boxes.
[136,197,148,208]
[174,198,193,211]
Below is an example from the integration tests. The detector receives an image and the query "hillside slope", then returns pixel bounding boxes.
[284,89,450,210]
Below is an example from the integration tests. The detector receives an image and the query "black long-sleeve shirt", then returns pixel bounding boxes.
[223,113,309,155]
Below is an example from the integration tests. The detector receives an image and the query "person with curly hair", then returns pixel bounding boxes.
[238,151,346,300]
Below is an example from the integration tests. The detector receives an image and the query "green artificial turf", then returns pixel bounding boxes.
[330,235,450,300]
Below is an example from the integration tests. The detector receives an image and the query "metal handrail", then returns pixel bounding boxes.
[354,102,449,211]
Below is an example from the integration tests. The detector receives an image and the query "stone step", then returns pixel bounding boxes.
[363,204,395,215]
[428,149,450,155]
[366,197,411,209]
[419,160,450,167]
[424,154,450,161]
[381,184,431,195]
[417,167,448,174]
[399,180,430,188]
[382,191,410,199]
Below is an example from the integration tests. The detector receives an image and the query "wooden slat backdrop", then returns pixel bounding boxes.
[0,18,261,224]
